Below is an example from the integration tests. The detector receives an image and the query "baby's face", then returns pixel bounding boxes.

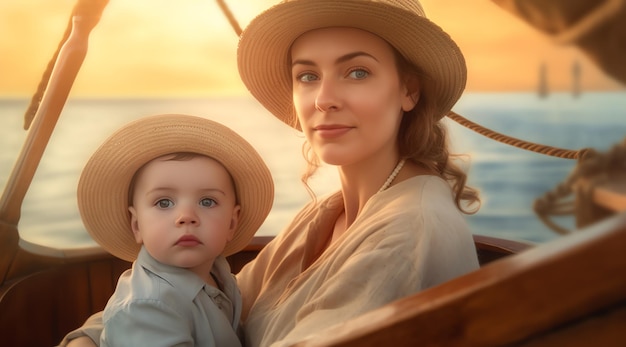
[128,155,240,279]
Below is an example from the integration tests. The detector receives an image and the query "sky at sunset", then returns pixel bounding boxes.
[0,0,623,97]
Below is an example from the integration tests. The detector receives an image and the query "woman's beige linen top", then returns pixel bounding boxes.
[238,175,480,347]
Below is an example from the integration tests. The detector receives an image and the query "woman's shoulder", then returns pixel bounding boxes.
[366,175,469,236]
[397,174,451,192]
[381,175,456,210]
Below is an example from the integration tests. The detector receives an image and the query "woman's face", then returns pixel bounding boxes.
[291,27,417,167]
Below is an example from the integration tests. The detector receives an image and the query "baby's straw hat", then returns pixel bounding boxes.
[238,0,466,129]
[77,114,274,262]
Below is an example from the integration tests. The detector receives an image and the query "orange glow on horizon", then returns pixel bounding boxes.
[0,0,622,98]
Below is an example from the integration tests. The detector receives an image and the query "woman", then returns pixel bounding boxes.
[62,0,480,346]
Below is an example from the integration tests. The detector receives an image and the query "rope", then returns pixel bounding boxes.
[215,1,592,162]
[447,111,590,160]
[215,0,626,236]
[216,0,242,36]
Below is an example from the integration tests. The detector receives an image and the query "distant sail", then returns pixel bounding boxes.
[538,62,548,98]
[572,60,581,98]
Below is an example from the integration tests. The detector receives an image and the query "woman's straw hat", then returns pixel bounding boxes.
[237,0,466,129]
[77,114,274,262]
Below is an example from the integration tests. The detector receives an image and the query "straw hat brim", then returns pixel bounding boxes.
[237,0,467,130]
[77,114,274,262]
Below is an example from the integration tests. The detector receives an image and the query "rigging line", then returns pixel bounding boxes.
[447,111,590,160]
[216,0,242,36]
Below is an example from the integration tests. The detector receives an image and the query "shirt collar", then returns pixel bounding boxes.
[136,246,208,300]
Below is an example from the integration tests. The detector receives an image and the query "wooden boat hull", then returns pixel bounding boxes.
[0,234,530,347]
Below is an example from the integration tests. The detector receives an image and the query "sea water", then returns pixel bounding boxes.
[1,92,625,249]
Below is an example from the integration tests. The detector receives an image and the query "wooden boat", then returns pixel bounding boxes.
[1,1,625,346]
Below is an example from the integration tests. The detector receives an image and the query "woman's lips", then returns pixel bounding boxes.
[176,234,201,246]
[314,125,352,139]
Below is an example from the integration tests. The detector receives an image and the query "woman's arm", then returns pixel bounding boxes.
[57,311,102,347]
[270,230,427,347]
[65,337,97,347]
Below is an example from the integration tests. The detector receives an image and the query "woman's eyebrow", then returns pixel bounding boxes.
[292,51,379,67]
[336,51,379,64]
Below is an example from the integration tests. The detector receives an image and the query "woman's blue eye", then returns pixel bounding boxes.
[156,199,174,208]
[200,198,217,207]
[298,73,318,82]
[349,69,369,79]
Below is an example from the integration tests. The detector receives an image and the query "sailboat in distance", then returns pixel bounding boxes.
[572,60,582,98]
[538,62,548,98]
[538,61,582,98]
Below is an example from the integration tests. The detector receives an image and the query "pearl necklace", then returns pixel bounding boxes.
[377,159,406,193]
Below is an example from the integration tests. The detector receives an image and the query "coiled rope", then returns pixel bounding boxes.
[533,139,626,234]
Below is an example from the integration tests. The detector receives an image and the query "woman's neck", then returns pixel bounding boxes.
[334,155,399,230]
[334,159,434,239]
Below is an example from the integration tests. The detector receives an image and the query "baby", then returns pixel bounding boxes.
[76,114,274,346]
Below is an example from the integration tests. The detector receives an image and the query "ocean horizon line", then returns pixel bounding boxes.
[2,90,624,102]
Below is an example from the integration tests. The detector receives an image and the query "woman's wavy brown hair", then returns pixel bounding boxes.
[394,51,480,214]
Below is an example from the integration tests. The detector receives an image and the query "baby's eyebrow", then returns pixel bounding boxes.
[145,187,174,195]
[145,187,226,196]
[198,188,227,196]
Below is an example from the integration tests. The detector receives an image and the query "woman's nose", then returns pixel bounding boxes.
[315,79,340,112]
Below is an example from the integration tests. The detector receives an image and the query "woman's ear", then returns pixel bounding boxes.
[401,77,420,112]
[129,206,143,244]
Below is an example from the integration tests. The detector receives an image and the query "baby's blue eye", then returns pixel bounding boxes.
[156,199,174,209]
[349,69,368,79]
[200,198,217,207]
